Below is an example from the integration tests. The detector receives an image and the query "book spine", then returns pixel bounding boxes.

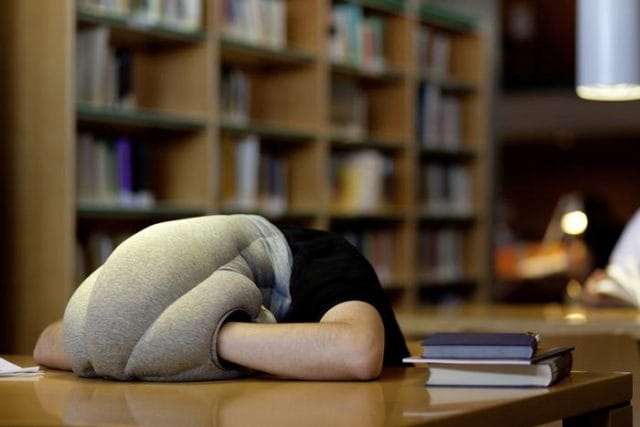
[420,162,472,216]
[234,134,260,210]
[330,77,368,139]
[116,136,133,205]
[115,48,134,107]
[418,228,465,282]
[341,229,394,285]
[259,153,288,215]
[220,66,250,124]
[549,351,573,385]
[131,139,155,207]
[221,0,287,47]
[331,150,386,213]
[76,133,96,203]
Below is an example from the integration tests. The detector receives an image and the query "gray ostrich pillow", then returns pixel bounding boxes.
[63,215,282,381]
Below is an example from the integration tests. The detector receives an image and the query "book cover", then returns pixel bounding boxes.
[421,332,538,359]
[404,346,574,366]
[421,351,573,388]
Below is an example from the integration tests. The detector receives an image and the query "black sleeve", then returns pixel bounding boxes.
[278,225,409,366]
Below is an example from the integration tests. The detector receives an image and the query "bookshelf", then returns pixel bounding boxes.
[2,0,492,353]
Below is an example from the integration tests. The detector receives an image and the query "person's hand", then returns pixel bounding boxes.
[33,320,72,370]
[581,269,633,307]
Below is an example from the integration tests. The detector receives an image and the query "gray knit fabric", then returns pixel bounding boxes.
[243,214,292,319]
[63,215,292,381]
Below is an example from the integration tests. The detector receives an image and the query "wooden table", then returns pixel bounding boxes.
[398,303,640,426]
[396,303,640,340]
[0,356,632,427]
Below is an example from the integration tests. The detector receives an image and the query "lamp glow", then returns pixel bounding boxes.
[561,210,588,235]
[577,84,640,101]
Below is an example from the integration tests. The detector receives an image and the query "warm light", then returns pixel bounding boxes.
[561,210,588,235]
[565,279,583,300]
[577,84,640,101]
[564,312,587,324]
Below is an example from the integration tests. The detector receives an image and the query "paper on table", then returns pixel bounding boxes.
[0,357,41,377]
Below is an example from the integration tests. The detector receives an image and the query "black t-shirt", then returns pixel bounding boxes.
[277,225,409,366]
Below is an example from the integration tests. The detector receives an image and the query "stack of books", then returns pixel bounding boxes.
[404,332,574,387]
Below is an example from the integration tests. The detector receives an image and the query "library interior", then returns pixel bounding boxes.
[2,0,640,425]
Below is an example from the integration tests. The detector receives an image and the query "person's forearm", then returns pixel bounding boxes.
[33,320,72,371]
[217,302,384,381]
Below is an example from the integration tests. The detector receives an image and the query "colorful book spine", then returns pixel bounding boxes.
[331,150,391,213]
[221,0,287,48]
[75,132,154,207]
[116,137,133,205]
[328,3,387,71]
[77,0,203,31]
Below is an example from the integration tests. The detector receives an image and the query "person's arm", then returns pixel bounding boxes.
[33,320,72,371]
[217,300,385,381]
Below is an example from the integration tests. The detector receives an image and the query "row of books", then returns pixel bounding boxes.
[76,26,135,107]
[331,150,394,213]
[420,164,472,215]
[76,133,155,207]
[342,229,394,285]
[220,66,251,125]
[77,0,203,31]
[221,134,289,215]
[417,228,465,282]
[327,3,387,72]
[221,0,287,49]
[405,332,574,387]
[416,83,463,150]
[416,25,452,77]
[330,77,368,139]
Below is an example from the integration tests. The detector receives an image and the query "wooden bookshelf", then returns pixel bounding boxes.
[1,0,493,353]
[412,3,491,304]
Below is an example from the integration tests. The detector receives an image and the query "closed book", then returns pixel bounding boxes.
[422,351,573,388]
[421,332,538,359]
[404,346,574,366]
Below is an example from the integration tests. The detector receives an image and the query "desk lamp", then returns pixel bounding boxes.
[577,0,640,101]
[543,193,588,244]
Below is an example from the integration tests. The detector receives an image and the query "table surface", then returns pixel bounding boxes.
[396,303,640,341]
[0,355,632,427]
[398,303,640,426]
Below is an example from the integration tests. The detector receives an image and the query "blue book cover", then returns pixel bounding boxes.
[421,332,539,359]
